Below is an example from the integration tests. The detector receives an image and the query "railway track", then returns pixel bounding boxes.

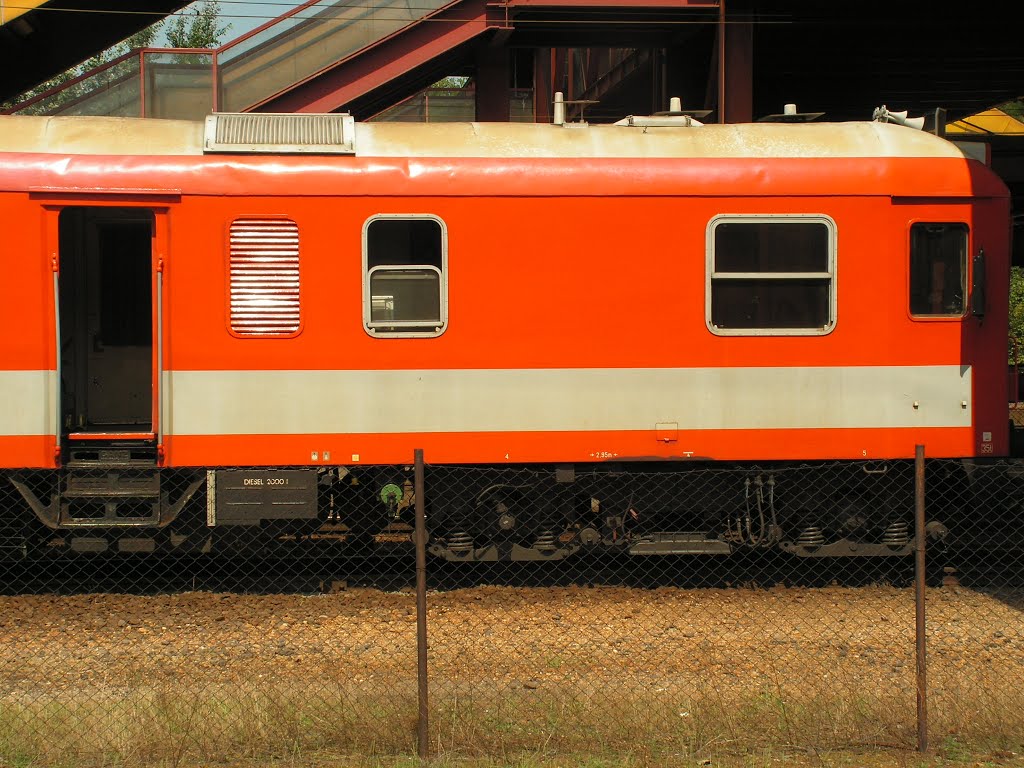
[0,548,943,596]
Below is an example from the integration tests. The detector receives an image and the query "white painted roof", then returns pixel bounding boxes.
[0,114,967,160]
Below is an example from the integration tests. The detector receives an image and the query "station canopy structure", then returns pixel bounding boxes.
[1,0,1022,128]
[2,1,1023,262]
[947,109,1024,137]
[0,0,193,101]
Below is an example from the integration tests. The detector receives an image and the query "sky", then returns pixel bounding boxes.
[197,1,305,42]
[146,1,304,46]
[155,1,438,50]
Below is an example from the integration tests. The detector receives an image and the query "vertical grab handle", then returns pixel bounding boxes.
[52,262,61,460]
[156,266,164,451]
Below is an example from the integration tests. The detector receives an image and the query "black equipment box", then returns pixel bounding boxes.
[212,469,318,526]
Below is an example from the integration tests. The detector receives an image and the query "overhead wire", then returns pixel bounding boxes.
[2,0,1000,25]
[0,1,788,27]
[0,0,1002,31]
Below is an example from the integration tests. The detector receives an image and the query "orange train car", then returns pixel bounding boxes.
[0,111,1012,559]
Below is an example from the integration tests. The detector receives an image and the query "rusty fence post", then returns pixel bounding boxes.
[414,448,429,759]
[914,444,928,752]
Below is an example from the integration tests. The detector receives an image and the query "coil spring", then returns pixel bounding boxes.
[882,521,911,547]
[535,531,557,552]
[448,531,473,554]
[796,526,826,548]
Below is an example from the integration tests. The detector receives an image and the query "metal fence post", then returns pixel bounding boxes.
[914,444,928,752]
[414,448,429,759]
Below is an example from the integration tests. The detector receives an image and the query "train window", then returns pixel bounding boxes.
[229,218,301,336]
[363,215,447,337]
[910,223,968,317]
[707,216,836,335]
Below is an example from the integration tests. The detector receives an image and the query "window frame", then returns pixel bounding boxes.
[705,213,837,337]
[362,213,448,339]
[907,221,969,321]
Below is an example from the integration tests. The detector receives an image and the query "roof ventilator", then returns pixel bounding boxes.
[552,91,599,127]
[204,113,356,154]
[757,103,824,122]
[613,97,708,128]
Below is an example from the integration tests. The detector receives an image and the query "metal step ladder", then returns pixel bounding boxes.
[60,443,162,527]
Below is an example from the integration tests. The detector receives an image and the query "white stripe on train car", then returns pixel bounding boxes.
[0,370,56,436]
[161,366,972,436]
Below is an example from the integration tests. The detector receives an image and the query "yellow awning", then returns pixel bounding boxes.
[946,108,1024,135]
[0,1,47,26]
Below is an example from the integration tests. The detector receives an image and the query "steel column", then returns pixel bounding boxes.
[415,448,429,759]
[533,47,553,123]
[476,43,511,121]
[716,0,725,122]
[914,444,928,752]
[716,0,752,123]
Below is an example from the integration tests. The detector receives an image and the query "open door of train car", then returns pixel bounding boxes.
[55,206,164,462]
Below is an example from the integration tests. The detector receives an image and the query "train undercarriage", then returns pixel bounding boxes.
[0,450,977,561]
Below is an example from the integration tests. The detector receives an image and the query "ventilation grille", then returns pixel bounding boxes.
[229,218,300,336]
[205,113,356,154]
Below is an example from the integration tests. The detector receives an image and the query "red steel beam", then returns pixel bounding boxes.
[254,0,505,114]
[218,0,326,55]
[501,0,717,6]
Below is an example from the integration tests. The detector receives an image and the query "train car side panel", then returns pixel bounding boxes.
[0,192,56,469]
[154,182,994,464]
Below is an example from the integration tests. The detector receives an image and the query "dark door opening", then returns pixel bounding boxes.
[58,207,154,437]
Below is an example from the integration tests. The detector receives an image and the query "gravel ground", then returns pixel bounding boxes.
[1,584,1023,764]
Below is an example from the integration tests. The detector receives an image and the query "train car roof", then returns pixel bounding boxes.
[0,114,970,160]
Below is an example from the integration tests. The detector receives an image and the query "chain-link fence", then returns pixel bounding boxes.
[2,452,1023,765]
[422,459,922,760]
[0,463,421,764]
[925,459,1024,749]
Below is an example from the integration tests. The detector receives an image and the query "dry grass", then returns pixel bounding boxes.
[2,673,1022,767]
[1,584,1023,767]
[1,682,414,766]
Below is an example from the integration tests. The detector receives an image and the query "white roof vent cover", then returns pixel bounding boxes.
[204,113,355,154]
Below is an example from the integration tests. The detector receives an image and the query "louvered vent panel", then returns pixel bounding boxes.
[229,218,300,336]
[205,113,355,154]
